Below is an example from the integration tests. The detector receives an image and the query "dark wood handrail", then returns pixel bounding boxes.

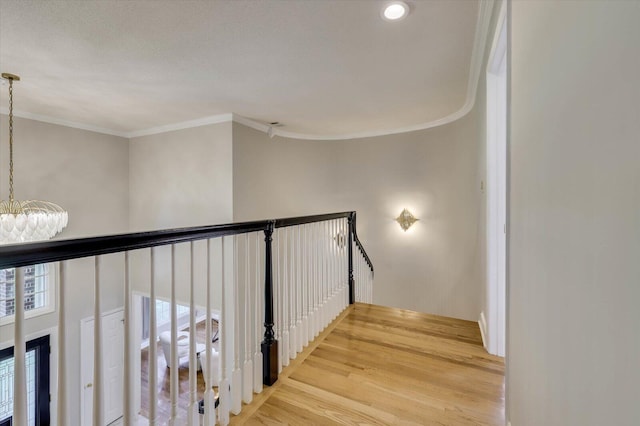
[0,220,269,269]
[0,211,374,273]
[351,213,374,276]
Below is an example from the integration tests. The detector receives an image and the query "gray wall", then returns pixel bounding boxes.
[129,122,233,231]
[0,116,130,425]
[233,114,484,321]
[508,1,640,425]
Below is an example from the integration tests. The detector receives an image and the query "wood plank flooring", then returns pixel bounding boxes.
[232,303,505,425]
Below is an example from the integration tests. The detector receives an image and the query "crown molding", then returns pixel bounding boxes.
[0,107,130,138]
[127,113,233,138]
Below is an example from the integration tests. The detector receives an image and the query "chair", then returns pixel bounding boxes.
[159,331,205,368]
[198,348,220,386]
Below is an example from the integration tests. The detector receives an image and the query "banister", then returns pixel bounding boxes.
[0,220,270,269]
[350,213,374,276]
[0,211,374,272]
[273,211,352,228]
[2,209,376,422]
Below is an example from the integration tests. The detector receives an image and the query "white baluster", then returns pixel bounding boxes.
[93,257,104,426]
[58,262,67,426]
[188,243,198,426]
[296,226,303,354]
[253,232,263,394]
[299,225,305,348]
[289,226,297,360]
[149,248,158,426]
[314,222,320,336]
[169,245,178,425]
[204,240,215,426]
[312,223,318,337]
[308,224,314,338]
[282,227,290,367]
[330,220,336,320]
[231,235,242,415]
[316,222,322,335]
[323,221,328,327]
[275,228,283,374]
[123,253,135,426]
[242,233,253,404]
[219,237,230,426]
[13,267,27,426]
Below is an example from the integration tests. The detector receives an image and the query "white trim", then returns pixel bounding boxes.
[232,114,271,134]
[478,311,488,350]
[127,113,233,138]
[487,0,507,74]
[0,108,129,138]
[485,0,507,358]
[0,262,58,326]
[0,2,496,142]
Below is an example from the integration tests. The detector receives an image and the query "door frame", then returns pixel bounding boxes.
[0,334,51,426]
[485,0,507,357]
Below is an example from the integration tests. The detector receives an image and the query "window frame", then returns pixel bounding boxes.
[0,264,57,326]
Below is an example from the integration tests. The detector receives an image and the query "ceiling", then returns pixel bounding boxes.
[0,0,488,139]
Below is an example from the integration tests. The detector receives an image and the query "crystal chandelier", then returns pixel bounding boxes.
[0,73,68,244]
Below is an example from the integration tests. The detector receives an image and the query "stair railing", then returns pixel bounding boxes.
[0,211,373,425]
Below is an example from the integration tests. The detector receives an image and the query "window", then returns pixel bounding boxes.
[0,265,53,321]
[0,335,50,426]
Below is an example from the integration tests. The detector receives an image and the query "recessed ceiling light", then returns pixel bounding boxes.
[382,1,410,22]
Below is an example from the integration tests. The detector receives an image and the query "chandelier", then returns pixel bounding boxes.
[0,73,68,244]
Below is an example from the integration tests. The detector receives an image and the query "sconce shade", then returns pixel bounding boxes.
[396,208,418,231]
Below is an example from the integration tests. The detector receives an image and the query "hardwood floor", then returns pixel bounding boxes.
[139,305,504,425]
[232,303,505,425]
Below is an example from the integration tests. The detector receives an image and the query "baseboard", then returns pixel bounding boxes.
[478,311,488,350]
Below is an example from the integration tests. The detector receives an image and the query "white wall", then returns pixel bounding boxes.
[233,116,484,321]
[509,1,640,425]
[0,116,130,425]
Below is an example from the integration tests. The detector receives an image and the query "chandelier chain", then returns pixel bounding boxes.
[8,77,14,203]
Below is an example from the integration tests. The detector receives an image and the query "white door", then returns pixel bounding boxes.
[81,309,125,425]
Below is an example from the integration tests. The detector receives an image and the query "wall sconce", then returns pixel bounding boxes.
[334,231,347,249]
[396,208,418,231]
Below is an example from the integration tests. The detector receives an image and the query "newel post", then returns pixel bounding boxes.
[348,212,355,305]
[262,220,278,385]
